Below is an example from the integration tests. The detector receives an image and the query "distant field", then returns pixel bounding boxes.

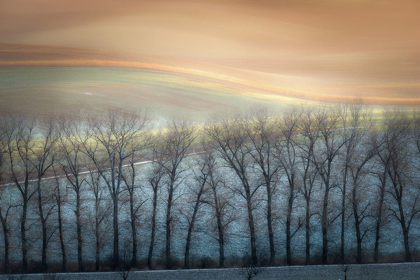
[0,66,312,121]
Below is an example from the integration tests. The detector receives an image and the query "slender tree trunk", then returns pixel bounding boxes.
[374,175,386,263]
[184,185,204,269]
[266,185,275,265]
[217,215,225,268]
[56,186,67,272]
[95,204,100,272]
[130,193,138,267]
[341,166,348,263]
[95,233,100,271]
[322,186,330,264]
[212,185,225,268]
[305,198,311,265]
[166,183,174,269]
[3,229,9,274]
[245,185,257,266]
[397,199,412,262]
[352,184,362,263]
[286,183,295,265]
[402,224,412,262]
[1,216,10,273]
[21,200,28,272]
[37,183,48,272]
[184,226,192,268]
[113,195,120,269]
[148,189,158,269]
[76,192,83,271]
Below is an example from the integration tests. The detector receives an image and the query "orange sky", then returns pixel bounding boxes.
[1,0,419,104]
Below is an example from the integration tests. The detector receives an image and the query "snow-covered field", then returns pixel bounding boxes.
[0,151,419,268]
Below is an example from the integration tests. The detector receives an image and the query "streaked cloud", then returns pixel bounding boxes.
[1,0,419,106]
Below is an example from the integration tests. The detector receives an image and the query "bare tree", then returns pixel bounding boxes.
[86,164,111,271]
[81,108,149,268]
[204,115,259,265]
[121,133,150,268]
[378,110,419,262]
[147,162,165,269]
[365,126,391,263]
[52,167,67,272]
[338,100,373,263]
[153,120,196,269]
[0,187,16,274]
[3,116,37,271]
[297,106,319,264]
[199,149,234,268]
[31,116,59,272]
[0,118,14,273]
[348,132,377,263]
[244,108,278,265]
[312,106,346,264]
[276,108,303,265]
[183,153,210,268]
[58,114,88,271]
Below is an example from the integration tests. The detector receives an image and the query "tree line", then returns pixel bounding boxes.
[0,103,419,274]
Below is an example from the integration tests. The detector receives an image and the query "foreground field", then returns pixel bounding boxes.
[1,263,420,280]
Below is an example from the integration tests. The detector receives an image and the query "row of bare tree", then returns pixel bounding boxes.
[0,103,419,273]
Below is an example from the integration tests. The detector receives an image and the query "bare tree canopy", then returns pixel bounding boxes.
[0,105,419,274]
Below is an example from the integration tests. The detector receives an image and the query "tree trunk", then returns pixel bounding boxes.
[352,185,362,263]
[340,166,348,263]
[95,237,100,271]
[322,186,330,264]
[1,215,10,273]
[76,192,83,271]
[266,184,275,265]
[402,225,412,262]
[56,187,67,272]
[305,198,311,265]
[245,185,257,266]
[3,229,9,274]
[21,200,28,272]
[212,185,225,268]
[113,196,120,269]
[166,183,174,269]
[130,193,138,268]
[184,229,192,269]
[184,185,203,269]
[37,183,48,272]
[95,210,100,271]
[374,173,386,263]
[286,181,295,265]
[148,189,158,269]
[218,221,225,268]
[397,199,412,262]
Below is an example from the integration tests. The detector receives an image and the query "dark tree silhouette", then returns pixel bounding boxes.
[153,120,196,269]
[205,115,260,266]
